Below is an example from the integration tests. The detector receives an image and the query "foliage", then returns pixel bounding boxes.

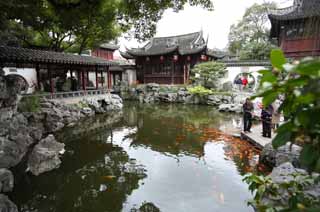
[190,61,227,89]
[0,0,213,52]
[228,2,277,60]
[18,96,40,112]
[255,49,320,173]
[76,101,89,109]
[187,85,212,96]
[243,172,320,211]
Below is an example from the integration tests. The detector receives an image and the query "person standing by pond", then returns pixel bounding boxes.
[272,99,281,132]
[261,104,274,138]
[243,98,254,133]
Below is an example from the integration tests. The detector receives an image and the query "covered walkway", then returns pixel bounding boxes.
[0,46,119,93]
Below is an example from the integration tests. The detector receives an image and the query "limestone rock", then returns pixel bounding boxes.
[207,95,221,105]
[84,94,123,113]
[143,93,156,104]
[0,133,34,169]
[0,169,14,193]
[261,162,320,208]
[28,134,65,176]
[146,83,160,92]
[81,107,94,116]
[222,81,233,91]
[158,92,178,103]
[0,194,18,212]
[260,142,302,168]
[269,162,306,184]
[218,103,242,113]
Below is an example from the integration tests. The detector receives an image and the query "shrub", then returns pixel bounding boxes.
[190,61,227,89]
[18,96,40,112]
[243,172,320,211]
[187,85,213,96]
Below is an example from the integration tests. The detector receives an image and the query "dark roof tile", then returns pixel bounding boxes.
[269,0,320,20]
[125,31,208,56]
[0,46,118,67]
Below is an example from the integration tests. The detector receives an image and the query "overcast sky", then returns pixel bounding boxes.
[117,0,293,55]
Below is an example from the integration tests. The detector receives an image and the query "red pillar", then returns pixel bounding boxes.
[95,68,99,90]
[48,67,54,93]
[108,72,112,89]
[101,70,104,89]
[82,70,86,90]
[107,67,111,89]
[183,65,186,85]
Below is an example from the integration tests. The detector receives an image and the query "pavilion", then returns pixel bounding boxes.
[268,0,320,58]
[120,31,225,84]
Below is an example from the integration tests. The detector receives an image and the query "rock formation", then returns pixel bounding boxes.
[0,68,124,211]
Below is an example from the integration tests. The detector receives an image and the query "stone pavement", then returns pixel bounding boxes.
[241,125,276,149]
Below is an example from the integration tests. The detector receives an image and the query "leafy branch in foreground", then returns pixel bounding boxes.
[254,49,320,173]
[243,172,320,211]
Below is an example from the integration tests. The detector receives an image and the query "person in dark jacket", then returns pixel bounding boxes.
[243,98,254,132]
[261,104,274,138]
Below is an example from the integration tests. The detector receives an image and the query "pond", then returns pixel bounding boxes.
[11,103,264,212]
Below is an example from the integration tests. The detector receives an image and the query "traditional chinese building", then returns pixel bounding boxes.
[120,31,224,84]
[91,43,119,60]
[0,45,117,94]
[90,43,122,87]
[268,0,320,58]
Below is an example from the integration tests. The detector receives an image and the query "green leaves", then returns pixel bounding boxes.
[248,51,320,210]
[227,2,277,60]
[243,172,320,211]
[256,49,320,173]
[272,130,292,149]
[262,91,278,106]
[190,62,227,89]
[270,49,286,70]
[300,144,320,170]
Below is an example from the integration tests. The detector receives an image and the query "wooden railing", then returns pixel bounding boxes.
[22,89,112,99]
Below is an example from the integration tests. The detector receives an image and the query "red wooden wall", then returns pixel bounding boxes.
[92,49,114,60]
[281,37,320,58]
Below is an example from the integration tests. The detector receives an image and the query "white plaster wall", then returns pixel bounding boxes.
[3,67,37,94]
[222,66,266,90]
[125,69,137,85]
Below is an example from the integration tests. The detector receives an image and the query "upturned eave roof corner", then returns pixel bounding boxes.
[122,31,208,57]
[268,0,320,21]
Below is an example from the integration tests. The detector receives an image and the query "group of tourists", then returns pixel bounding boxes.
[234,76,249,91]
[242,98,281,138]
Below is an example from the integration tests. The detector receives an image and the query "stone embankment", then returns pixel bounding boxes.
[258,142,320,208]
[0,69,123,211]
[121,83,250,113]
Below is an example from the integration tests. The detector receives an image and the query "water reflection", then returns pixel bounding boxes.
[12,102,262,212]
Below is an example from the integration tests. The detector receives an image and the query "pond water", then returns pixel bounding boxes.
[11,103,264,212]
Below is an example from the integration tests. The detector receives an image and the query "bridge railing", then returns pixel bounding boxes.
[22,89,112,99]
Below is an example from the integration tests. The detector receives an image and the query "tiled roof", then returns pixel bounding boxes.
[119,51,135,59]
[123,31,225,59]
[268,0,320,21]
[99,43,120,50]
[125,31,207,56]
[206,49,226,59]
[0,46,118,67]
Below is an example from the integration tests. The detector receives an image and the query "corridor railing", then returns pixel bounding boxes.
[22,89,113,99]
